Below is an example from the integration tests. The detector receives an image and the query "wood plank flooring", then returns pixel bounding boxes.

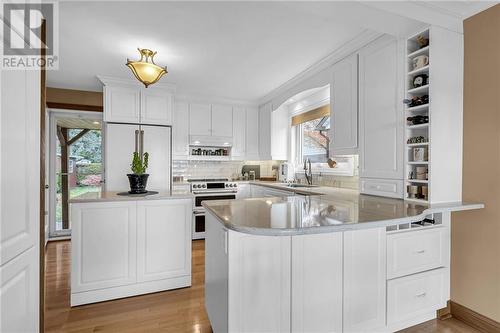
[44,240,481,333]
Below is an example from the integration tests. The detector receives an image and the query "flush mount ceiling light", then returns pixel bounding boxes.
[126,48,167,88]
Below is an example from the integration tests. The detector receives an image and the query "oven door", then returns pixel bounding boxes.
[194,193,237,210]
[192,211,206,240]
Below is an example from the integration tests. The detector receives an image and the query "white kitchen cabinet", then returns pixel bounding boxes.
[292,233,343,333]
[141,87,174,126]
[71,201,138,293]
[271,106,289,160]
[212,104,233,137]
[343,227,387,333]
[205,212,229,333]
[258,102,272,160]
[137,199,191,282]
[104,85,141,124]
[330,53,358,155]
[232,107,246,159]
[102,80,174,126]
[245,107,260,160]
[71,198,192,306]
[236,183,251,199]
[173,101,189,158]
[189,103,212,136]
[228,231,291,333]
[359,36,404,184]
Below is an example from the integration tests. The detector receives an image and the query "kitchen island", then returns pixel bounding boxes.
[69,191,193,306]
[203,192,483,333]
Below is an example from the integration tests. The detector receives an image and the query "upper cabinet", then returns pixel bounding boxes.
[330,53,358,155]
[173,101,189,159]
[100,77,174,126]
[245,107,260,160]
[189,103,212,136]
[258,102,272,160]
[211,104,233,137]
[232,107,246,159]
[358,36,404,186]
[271,106,289,161]
[103,85,141,124]
[188,103,233,137]
[141,87,174,125]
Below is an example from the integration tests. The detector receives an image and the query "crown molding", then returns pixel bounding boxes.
[258,29,381,106]
[96,75,176,92]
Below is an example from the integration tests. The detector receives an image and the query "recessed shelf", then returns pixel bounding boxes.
[406,142,429,147]
[406,104,429,112]
[407,179,429,184]
[407,123,429,129]
[407,85,429,94]
[408,161,429,165]
[407,46,429,58]
[408,65,430,76]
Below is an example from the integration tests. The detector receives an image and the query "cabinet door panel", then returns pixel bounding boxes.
[212,104,233,137]
[104,86,140,123]
[141,125,171,191]
[141,88,173,125]
[245,107,260,160]
[104,123,137,191]
[258,103,272,160]
[189,103,211,136]
[343,227,386,332]
[137,199,191,282]
[359,36,403,179]
[232,107,246,159]
[330,53,358,155]
[173,101,189,158]
[228,232,291,333]
[71,202,137,292]
[292,233,342,333]
[271,106,289,160]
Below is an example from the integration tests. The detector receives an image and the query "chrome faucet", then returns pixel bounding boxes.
[303,158,312,185]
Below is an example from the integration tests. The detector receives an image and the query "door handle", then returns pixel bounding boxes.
[135,130,140,153]
[140,130,144,156]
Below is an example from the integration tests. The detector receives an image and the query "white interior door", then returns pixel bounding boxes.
[0,66,40,332]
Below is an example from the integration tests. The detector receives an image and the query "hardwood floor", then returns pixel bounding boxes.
[45,240,481,333]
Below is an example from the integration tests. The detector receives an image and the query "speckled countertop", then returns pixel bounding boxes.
[69,190,193,203]
[202,190,483,236]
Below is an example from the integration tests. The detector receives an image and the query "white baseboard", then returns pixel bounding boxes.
[71,275,191,307]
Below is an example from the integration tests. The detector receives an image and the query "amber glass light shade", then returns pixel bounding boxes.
[126,48,167,88]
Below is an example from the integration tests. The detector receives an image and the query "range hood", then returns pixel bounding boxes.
[189,135,233,147]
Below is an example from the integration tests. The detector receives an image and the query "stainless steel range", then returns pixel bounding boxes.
[189,178,238,239]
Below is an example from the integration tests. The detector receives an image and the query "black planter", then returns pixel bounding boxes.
[127,174,149,194]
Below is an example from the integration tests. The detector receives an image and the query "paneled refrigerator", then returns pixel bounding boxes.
[104,123,171,192]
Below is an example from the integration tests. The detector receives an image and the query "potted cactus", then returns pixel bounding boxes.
[127,151,149,194]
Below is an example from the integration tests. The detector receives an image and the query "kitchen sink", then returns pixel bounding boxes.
[286,184,319,188]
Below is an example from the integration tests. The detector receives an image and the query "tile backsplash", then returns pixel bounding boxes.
[173,157,360,190]
[173,160,280,180]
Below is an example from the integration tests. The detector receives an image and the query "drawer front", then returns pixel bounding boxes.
[387,268,447,325]
[387,228,445,279]
[360,178,403,198]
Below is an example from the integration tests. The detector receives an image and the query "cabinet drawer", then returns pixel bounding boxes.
[387,268,447,325]
[360,178,403,198]
[387,228,446,279]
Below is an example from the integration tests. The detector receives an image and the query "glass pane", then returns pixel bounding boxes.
[302,116,330,163]
[55,137,63,232]
[69,129,102,205]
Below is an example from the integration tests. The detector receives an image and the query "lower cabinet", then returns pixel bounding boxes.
[343,228,387,333]
[292,233,343,333]
[71,198,192,306]
[137,199,191,282]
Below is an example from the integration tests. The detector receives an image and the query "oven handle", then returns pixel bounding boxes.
[193,211,205,216]
[192,191,237,195]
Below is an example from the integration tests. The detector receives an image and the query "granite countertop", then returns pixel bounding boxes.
[70,190,193,203]
[202,190,483,236]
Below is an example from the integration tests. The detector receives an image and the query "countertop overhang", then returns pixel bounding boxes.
[202,190,484,236]
[69,190,193,203]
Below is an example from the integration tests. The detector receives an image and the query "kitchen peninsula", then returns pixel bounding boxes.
[69,191,193,306]
[203,192,483,333]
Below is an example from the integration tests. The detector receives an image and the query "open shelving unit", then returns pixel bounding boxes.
[405,28,430,203]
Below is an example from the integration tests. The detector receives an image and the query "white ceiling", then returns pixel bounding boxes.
[47,1,496,103]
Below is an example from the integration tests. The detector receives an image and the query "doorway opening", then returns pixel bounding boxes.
[49,110,103,238]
